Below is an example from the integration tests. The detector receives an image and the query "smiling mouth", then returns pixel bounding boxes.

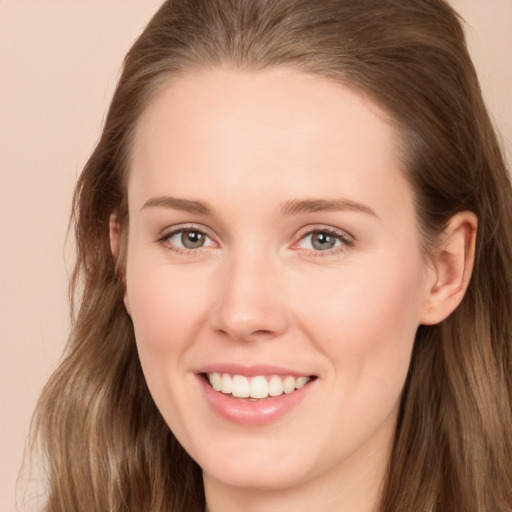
[204,372,317,400]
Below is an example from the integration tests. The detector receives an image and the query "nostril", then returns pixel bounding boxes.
[215,327,279,342]
[253,329,273,336]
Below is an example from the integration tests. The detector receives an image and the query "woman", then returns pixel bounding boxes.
[32,0,512,511]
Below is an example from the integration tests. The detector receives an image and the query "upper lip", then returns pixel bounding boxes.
[196,363,315,378]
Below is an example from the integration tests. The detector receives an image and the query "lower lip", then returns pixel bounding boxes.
[198,375,314,426]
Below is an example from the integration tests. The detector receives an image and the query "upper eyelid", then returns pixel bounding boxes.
[291,228,354,259]
[294,225,354,242]
[157,225,218,255]
[291,226,355,256]
[157,224,219,252]
[159,223,215,239]
[157,223,354,248]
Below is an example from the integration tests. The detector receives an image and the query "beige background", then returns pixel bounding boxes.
[0,1,510,510]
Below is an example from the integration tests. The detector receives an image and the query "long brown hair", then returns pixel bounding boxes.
[32,1,512,510]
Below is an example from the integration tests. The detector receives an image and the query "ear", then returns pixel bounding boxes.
[420,211,477,325]
[109,213,122,258]
[109,213,131,316]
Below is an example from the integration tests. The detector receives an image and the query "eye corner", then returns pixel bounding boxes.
[292,226,354,256]
[156,223,219,255]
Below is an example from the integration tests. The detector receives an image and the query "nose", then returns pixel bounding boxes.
[209,250,290,342]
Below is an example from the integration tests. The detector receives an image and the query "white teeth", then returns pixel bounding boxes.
[268,375,283,397]
[210,372,222,391]
[250,376,269,399]
[206,373,311,399]
[221,373,232,394]
[295,376,309,389]
[283,375,296,394]
[231,375,250,398]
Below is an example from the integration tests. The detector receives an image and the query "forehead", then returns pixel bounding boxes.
[129,67,410,218]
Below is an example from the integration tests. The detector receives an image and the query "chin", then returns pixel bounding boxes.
[204,461,309,492]
[195,437,316,491]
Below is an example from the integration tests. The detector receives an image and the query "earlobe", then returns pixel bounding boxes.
[123,293,132,316]
[420,211,478,325]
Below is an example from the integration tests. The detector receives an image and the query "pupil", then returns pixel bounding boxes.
[312,232,336,250]
[181,230,205,249]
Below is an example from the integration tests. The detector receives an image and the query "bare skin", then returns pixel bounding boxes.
[111,67,476,512]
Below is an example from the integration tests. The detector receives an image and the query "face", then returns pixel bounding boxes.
[122,67,436,500]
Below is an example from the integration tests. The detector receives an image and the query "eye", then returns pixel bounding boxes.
[295,228,352,253]
[162,227,216,251]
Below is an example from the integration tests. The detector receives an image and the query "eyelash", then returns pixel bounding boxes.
[293,227,354,257]
[157,224,354,257]
[157,224,216,256]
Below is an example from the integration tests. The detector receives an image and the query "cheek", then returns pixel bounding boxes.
[124,258,214,424]
[297,252,426,381]
[125,258,210,359]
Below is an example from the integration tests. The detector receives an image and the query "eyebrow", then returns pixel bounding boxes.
[141,195,377,218]
[280,198,377,217]
[141,196,211,214]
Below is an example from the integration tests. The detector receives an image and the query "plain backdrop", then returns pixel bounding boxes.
[0,1,510,510]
